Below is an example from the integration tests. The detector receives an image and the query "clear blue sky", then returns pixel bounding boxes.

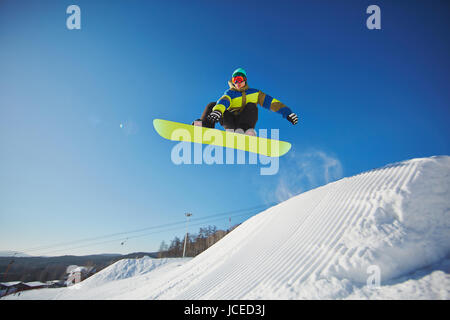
[1,0,449,256]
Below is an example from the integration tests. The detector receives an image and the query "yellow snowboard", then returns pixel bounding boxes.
[153,119,291,157]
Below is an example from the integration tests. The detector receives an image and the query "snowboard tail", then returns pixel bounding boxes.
[153,119,291,157]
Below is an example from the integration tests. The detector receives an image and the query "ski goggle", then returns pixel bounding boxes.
[232,76,245,84]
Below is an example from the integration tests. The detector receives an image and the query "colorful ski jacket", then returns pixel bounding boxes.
[212,80,293,119]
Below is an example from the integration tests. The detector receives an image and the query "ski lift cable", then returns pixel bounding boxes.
[35,210,260,256]
[19,202,274,254]
[35,210,261,256]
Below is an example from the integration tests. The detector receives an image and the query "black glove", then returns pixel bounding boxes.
[207,110,222,123]
[287,113,299,125]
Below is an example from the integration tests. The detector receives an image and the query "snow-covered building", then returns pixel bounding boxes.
[46,280,65,288]
[65,266,96,286]
[23,281,47,290]
[0,282,26,297]
[0,281,48,297]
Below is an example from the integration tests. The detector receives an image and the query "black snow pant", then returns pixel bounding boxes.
[200,102,258,131]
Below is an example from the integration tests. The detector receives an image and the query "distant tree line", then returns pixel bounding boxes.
[158,224,239,258]
[1,224,239,283]
[0,255,121,283]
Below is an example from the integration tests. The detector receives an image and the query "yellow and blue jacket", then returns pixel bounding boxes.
[212,80,293,119]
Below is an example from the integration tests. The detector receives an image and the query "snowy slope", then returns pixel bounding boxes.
[3,156,450,300]
[80,256,182,287]
[2,257,191,300]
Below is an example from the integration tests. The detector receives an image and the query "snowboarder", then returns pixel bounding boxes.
[193,68,299,136]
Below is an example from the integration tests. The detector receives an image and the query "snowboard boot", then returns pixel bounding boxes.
[192,119,203,127]
[233,128,256,136]
[245,128,257,136]
[191,118,215,128]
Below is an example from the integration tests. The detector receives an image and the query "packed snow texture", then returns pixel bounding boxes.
[3,156,450,300]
